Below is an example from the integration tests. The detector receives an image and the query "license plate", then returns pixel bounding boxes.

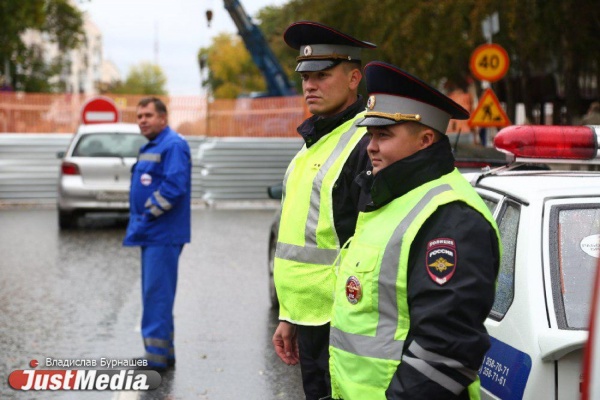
[96,191,129,201]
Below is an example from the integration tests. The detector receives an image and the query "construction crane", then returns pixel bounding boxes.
[206,0,296,97]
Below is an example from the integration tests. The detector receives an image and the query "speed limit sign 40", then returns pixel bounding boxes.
[470,43,509,82]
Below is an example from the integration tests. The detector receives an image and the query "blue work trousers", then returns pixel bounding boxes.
[141,244,183,368]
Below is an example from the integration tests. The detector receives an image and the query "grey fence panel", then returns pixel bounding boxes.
[0,134,72,203]
[195,137,302,202]
[0,134,301,204]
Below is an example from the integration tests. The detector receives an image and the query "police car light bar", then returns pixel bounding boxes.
[494,125,600,162]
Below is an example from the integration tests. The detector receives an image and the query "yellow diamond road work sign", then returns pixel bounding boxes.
[468,89,511,128]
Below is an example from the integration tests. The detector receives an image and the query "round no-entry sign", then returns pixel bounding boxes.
[80,96,121,124]
[470,43,510,82]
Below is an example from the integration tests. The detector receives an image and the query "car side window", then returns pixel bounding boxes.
[549,205,600,330]
[481,197,498,215]
[489,200,520,320]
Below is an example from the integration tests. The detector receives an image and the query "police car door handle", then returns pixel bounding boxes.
[538,329,588,361]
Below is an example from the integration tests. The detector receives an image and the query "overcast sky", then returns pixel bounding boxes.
[79,0,288,95]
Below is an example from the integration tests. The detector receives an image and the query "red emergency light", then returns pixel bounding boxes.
[494,125,599,160]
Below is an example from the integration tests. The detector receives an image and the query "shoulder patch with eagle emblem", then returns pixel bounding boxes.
[425,238,457,285]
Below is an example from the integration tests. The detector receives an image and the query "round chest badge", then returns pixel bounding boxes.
[346,276,362,304]
[140,173,152,186]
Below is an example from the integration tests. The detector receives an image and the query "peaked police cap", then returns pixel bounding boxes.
[284,21,376,72]
[357,61,470,133]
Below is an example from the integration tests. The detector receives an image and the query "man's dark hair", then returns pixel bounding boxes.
[138,97,167,115]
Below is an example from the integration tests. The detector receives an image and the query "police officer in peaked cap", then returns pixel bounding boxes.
[328,61,501,400]
[271,21,376,400]
[284,20,376,72]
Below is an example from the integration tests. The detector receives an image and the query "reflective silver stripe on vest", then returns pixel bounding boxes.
[139,153,161,162]
[276,242,339,265]
[330,326,405,360]
[402,355,465,395]
[331,184,453,360]
[408,341,478,381]
[305,123,361,247]
[376,184,453,340]
[277,121,362,265]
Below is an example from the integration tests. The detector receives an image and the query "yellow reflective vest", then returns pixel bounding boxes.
[329,169,500,399]
[274,112,367,325]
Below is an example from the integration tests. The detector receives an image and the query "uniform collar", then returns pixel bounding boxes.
[297,95,365,148]
[148,126,171,144]
[365,135,455,210]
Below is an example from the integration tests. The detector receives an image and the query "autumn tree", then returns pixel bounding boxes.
[111,62,168,95]
[0,0,84,92]
[198,33,267,99]
[206,0,599,123]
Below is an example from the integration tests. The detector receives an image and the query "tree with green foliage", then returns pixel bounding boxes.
[198,33,268,99]
[203,0,599,123]
[111,62,168,95]
[0,0,85,92]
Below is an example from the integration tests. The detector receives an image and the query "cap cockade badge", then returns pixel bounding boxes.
[367,95,376,110]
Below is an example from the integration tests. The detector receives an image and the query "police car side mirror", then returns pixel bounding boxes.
[268,183,283,200]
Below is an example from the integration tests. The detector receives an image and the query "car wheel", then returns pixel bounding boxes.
[268,234,279,309]
[58,210,79,230]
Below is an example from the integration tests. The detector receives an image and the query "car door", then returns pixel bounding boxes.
[478,194,540,400]
[542,198,600,399]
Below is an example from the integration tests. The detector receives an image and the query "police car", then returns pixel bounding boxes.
[470,124,600,399]
[56,123,147,229]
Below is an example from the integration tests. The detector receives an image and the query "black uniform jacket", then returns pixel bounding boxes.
[297,96,371,246]
[358,136,500,400]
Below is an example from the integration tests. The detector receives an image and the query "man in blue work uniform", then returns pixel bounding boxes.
[124,97,191,372]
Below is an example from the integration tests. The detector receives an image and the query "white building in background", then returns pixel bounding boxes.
[20,11,120,94]
[101,59,121,89]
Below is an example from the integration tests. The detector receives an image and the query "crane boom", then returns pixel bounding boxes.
[222,0,296,97]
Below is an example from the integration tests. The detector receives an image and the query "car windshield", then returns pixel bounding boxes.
[551,205,600,329]
[73,133,147,158]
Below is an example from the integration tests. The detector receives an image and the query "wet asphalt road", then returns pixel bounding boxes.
[0,206,304,400]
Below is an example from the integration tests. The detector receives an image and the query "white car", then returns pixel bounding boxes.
[56,123,147,229]
[471,125,600,399]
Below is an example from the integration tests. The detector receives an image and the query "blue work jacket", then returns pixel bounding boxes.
[123,126,191,246]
